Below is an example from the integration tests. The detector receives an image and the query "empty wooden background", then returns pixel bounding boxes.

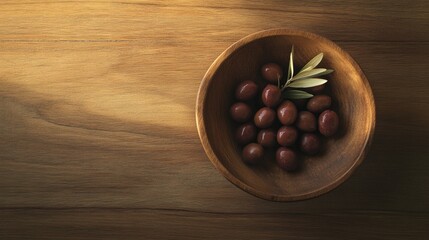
[1,0,428,239]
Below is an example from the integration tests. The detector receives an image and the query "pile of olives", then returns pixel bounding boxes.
[230,63,339,172]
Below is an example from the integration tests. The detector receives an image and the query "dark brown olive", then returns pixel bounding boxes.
[318,110,339,137]
[235,80,259,101]
[307,95,331,113]
[257,129,277,148]
[230,102,252,123]
[254,107,276,129]
[277,100,297,125]
[261,63,283,84]
[276,147,298,171]
[242,143,264,164]
[277,126,298,147]
[307,84,326,94]
[296,111,317,132]
[235,123,257,145]
[261,84,281,107]
[300,133,321,155]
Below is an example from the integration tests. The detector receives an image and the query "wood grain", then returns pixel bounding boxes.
[1,0,429,239]
[1,209,427,240]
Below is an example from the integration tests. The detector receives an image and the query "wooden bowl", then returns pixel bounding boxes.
[196,29,375,201]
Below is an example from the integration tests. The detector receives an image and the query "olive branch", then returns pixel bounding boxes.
[280,46,334,99]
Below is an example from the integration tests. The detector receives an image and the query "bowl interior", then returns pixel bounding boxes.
[200,32,374,200]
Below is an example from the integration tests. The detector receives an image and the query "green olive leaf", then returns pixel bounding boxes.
[287,45,294,80]
[311,69,334,78]
[299,53,323,73]
[288,78,327,88]
[292,68,328,81]
[283,89,314,99]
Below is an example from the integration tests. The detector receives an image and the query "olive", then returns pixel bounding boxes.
[277,100,297,125]
[296,111,317,132]
[242,143,264,164]
[307,95,331,113]
[230,102,252,123]
[261,63,283,84]
[235,80,259,101]
[254,107,276,129]
[300,133,322,155]
[257,129,277,148]
[276,147,298,171]
[318,110,339,137]
[277,126,298,147]
[235,123,257,145]
[261,84,281,107]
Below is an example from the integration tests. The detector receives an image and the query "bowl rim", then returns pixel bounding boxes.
[195,28,376,201]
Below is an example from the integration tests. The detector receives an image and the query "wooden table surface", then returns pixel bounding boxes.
[1,1,428,239]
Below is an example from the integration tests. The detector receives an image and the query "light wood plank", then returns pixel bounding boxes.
[1,42,428,213]
[0,0,428,42]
